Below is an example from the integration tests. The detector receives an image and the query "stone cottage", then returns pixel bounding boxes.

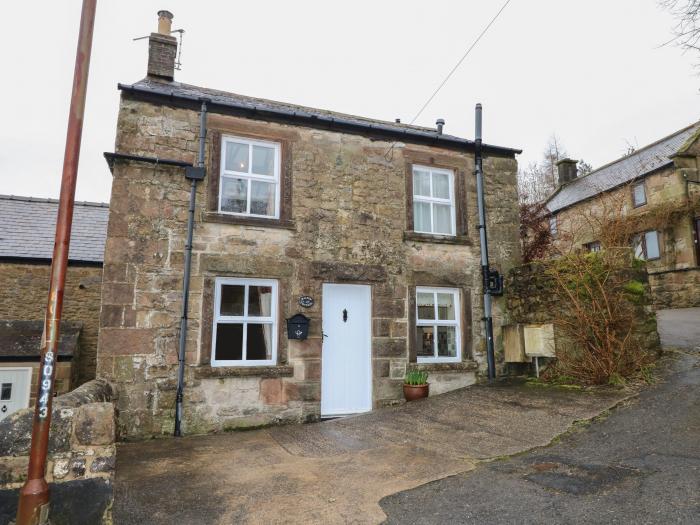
[545,121,700,309]
[97,11,522,438]
[0,195,108,420]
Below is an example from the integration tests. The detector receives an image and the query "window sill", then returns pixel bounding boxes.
[193,364,294,379]
[202,212,296,230]
[412,361,478,373]
[403,231,472,245]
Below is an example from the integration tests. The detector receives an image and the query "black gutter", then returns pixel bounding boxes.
[118,83,522,157]
[0,355,73,363]
[103,152,193,172]
[0,256,103,267]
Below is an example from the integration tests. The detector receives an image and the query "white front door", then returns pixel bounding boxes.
[321,283,372,417]
[0,367,32,422]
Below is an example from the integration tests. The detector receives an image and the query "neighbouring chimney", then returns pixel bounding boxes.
[147,10,177,80]
[436,118,445,135]
[556,158,578,185]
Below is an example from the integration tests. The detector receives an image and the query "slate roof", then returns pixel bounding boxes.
[0,195,109,263]
[119,78,522,156]
[0,320,80,359]
[546,121,700,213]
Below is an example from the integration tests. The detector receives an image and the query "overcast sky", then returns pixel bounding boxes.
[0,0,697,203]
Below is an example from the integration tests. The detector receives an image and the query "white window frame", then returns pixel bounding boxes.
[412,165,457,236]
[632,182,647,208]
[415,287,461,364]
[212,277,278,367]
[218,135,281,219]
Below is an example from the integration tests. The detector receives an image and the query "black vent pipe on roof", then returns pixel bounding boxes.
[174,99,208,437]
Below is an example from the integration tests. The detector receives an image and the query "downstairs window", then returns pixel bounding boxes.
[415,287,461,363]
[212,278,278,367]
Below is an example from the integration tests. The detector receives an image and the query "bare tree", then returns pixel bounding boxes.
[517,135,567,204]
[577,159,593,177]
[660,0,700,66]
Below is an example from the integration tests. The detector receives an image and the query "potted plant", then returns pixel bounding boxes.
[403,369,429,401]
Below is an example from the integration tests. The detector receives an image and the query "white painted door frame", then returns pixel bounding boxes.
[321,283,372,417]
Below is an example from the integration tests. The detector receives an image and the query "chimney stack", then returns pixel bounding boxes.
[556,158,578,185]
[147,10,177,81]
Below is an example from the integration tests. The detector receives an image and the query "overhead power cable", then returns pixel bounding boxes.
[384,0,513,160]
[408,0,513,126]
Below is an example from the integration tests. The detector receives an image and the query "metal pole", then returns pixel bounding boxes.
[16,0,97,523]
[474,103,496,381]
[174,100,207,437]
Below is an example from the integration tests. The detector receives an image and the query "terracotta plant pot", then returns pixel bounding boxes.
[403,383,429,401]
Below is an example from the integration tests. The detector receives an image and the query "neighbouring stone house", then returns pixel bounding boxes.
[97,11,522,438]
[0,195,108,421]
[544,121,700,309]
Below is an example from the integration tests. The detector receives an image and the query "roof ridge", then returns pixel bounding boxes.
[0,194,109,208]
[574,119,700,182]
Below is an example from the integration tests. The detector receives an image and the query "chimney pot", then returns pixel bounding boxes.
[157,10,174,35]
[436,118,445,135]
[147,10,178,80]
[556,158,578,186]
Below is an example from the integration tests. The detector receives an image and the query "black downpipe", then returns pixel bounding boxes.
[174,100,208,437]
[474,103,496,381]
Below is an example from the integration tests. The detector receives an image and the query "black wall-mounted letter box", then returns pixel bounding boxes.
[286,313,310,340]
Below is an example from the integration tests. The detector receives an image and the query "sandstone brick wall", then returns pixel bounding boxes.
[0,262,103,384]
[97,95,521,438]
[649,267,700,308]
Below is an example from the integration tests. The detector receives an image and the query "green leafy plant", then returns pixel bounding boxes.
[404,369,428,386]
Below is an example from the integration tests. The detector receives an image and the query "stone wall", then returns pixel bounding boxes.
[0,379,116,524]
[506,261,659,354]
[0,262,103,384]
[649,267,700,308]
[97,95,521,438]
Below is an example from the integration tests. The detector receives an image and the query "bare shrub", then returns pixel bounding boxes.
[543,249,656,385]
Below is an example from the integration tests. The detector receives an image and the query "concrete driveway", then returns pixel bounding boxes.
[381,350,700,524]
[114,381,627,524]
[656,307,700,349]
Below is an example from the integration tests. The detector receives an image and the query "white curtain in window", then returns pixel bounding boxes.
[259,289,273,355]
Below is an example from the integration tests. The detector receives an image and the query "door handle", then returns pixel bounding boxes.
[322,331,329,338]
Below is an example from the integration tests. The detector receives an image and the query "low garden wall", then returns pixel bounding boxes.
[0,378,116,525]
[649,267,700,309]
[505,261,660,355]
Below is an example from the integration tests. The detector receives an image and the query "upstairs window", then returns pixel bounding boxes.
[633,231,660,261]
[412,165,456,236]
[415,287,461,363]
[633,182,647,208]
[212,278,278,367]
[219,136,280,218]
